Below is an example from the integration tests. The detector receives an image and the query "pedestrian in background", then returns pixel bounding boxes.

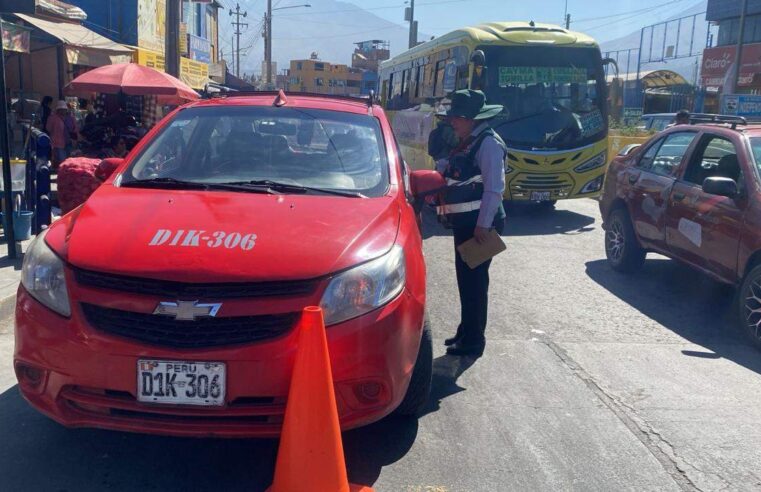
[672,109,690,126]
[434,89,507,357]
[39,95,52,131]
[46,100,71,169]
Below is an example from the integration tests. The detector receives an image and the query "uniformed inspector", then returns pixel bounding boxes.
[431,89,507,357]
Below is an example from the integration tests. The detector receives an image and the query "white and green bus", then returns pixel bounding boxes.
[380,21,613,204]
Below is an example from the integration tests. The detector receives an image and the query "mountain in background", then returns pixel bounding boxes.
[598,1,709,85]
[221,0,418,75]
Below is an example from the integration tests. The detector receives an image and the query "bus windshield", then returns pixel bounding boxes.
[479,46,607,151]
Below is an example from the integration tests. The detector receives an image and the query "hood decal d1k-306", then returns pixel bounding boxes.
[149,229,257,251]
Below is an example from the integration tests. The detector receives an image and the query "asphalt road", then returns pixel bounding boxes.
[2,198,761,491]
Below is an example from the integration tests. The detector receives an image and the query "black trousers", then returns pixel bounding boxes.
[452,218,505,346]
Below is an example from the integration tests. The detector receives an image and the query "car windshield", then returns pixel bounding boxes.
[122,105,389,197]
[479,46,607,150]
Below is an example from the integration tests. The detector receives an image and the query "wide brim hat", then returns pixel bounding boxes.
[436,89,503,120]
[55,100,68,110]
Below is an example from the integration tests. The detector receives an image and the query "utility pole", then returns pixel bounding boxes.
[732,0,749,94]
[407,0,416,49]
[165,0,180,77]
[230,3,248,79]
[565,14,571,29]
[266,0,272,86]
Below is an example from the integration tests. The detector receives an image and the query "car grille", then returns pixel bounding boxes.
[73,267,320,299]
[81,303,298,348]
[509,172,575,198]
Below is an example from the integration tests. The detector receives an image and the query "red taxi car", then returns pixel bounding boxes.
[15,92,432,437]
[600,117,761,349]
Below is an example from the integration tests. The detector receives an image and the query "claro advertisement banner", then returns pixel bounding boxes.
[701,43,761,88]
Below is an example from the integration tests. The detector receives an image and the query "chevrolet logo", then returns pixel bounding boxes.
[153,301,222,321]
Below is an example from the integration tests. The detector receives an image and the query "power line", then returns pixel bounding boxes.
[275,0,471,18]
[571,0,691,25]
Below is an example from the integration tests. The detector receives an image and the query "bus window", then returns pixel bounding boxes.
[422,64,434,98]
[434,60,447,97]
[413,65,422,99]
[443,60,457,93]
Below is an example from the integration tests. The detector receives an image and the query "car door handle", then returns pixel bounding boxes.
[673,192,686,201]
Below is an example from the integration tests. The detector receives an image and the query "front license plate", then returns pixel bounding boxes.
[137,360,226,406]
[531,191,552,201]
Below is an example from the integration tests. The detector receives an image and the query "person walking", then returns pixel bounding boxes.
[435,89,507,357]
[46,100,71,168]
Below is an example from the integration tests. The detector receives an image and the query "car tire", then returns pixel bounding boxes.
[738,264,761,350]
[605,208,646,273]
[394,317,433,417]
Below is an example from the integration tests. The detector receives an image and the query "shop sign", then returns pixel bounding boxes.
[180,56,208,89]
[137,49,166,72]
[188,33,211,64]
[701,43,761,88]
[179,23,188,57]
[1,21,30,53]
[137,0,166,54]
[721,94,761,118]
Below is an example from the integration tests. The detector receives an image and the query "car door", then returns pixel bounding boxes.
[665,133,747,281]
[624,131,699,251]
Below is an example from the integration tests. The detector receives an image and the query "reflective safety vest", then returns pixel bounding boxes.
[437,128,507,229]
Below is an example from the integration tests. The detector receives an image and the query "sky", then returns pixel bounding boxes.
[271,0,706,45]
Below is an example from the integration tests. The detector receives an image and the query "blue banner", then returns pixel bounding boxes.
[188,33,210,64]
[721,94,761,118]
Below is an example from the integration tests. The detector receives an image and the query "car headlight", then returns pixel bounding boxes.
[320,245,405,326]
[574,152,607,173]
[21,229,71,317]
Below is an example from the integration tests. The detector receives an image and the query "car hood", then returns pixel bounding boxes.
[47,185,399,282]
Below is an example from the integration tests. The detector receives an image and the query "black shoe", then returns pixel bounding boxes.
[446,340,485,357]
[444,325,465,346]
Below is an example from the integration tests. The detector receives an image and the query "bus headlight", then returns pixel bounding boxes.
[574,152,607,173]
[320,245,406,326]
[580,175,604,194]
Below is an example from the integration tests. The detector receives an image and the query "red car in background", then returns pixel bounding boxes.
[600,118,761,349]
[15,92,432,438]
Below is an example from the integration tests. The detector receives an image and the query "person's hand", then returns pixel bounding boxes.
[474,226,490,244]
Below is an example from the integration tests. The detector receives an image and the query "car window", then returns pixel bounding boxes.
[638,132,696,176]
[124,106,390,197]
[749,137,761,174]
[682,135,742,189]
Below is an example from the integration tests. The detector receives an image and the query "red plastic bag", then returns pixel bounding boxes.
[57,157,102,214]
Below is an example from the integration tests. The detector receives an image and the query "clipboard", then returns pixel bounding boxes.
[456,229,506,269]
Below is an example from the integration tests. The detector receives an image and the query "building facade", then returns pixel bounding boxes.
[701,0,761,112]
[66,0,220,90]
[287,58,363,96]
[351,40,390,96]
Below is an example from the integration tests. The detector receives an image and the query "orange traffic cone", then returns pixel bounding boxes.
[268,306,374,492]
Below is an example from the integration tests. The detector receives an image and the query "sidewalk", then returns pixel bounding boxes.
[0,238,34,323]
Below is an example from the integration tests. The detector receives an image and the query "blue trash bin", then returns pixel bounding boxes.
[1,210,34,241]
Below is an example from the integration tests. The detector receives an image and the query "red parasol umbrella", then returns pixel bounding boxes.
[64,63,199,102]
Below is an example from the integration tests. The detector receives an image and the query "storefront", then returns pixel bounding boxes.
[700,43,761,113]
[4,13,133,101]
[132,47,209,90]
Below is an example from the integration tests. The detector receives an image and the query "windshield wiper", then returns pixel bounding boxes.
[227,180,366,198]
[121,177,282,194]
[121,177,211,190]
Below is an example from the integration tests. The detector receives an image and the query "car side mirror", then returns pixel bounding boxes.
[410,170,446,199]
[96,157,124,181]
[702,176,738,198]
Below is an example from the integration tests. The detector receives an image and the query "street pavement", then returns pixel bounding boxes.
[1,198,761,491]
